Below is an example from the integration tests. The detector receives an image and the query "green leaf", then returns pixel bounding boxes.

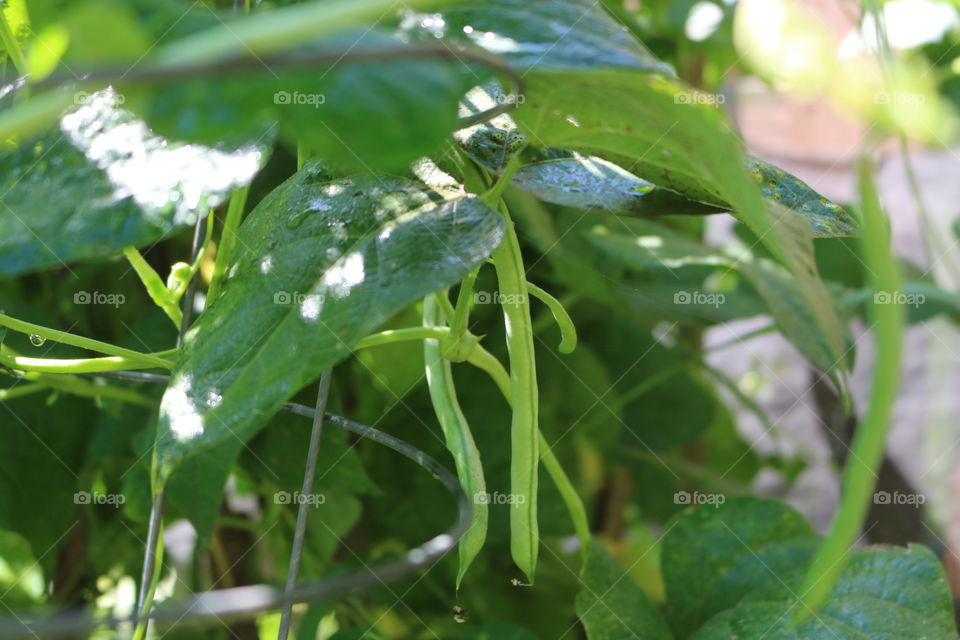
[0,88,266,277]
[431,1,851,401]
[692,545,958,640]
[660,497,815,637]
[455,83,722,217]
[419,0,674,75]
[155,162,505,477]
[586,218,851,397]
[134,29,474,169]
[576,541,675,640]
[513,151,725,217]
[748,158,858,238]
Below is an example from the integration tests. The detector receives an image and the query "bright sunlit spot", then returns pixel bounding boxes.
[685,2,724,42]
[319,251,365,301]
[163,377,205,443]
[60,89,262,225]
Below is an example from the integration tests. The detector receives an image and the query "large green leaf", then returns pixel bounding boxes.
[586,219,850,382]
[431,2,852,398]
[693,545,957,640]
[155,162,505,475]
[660,497,815,637]
[430,1,857,238]
[0,88,266,277]
[134,29,474,168]
[420,0,673,75]
[662,498,959,640]
[455,82,723,217]
[512,152,724,217]
[576,541,675,640]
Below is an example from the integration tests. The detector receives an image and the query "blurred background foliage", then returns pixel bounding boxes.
[2,0,960,638]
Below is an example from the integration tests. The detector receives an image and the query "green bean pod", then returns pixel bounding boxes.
[422,295,488,588]
[491,202,540,584]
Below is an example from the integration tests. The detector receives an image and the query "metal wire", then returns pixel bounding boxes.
[0,396,470,638]
[277,369,331,640]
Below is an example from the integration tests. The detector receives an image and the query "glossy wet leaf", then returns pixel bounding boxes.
[748,157,858,237]
[0,89,266,277]
[417,0,674,75]
[692,545,957,640]
[660,497,815,637]
[514,152,725,216]
[576,541,674,640]
[427,0,856,403]
[155,162,505,474]
[456,82,722,217]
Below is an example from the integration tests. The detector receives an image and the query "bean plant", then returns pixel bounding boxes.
[0,0,958,638]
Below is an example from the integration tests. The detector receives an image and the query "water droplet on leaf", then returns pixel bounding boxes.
[29,334,46,346]
[286,210,309,229]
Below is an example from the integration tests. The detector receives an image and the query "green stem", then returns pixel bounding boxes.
[450,267,481,341]
[124,247,182,327]
[208,186,249,303]
[132,493,165,640]
[793,155,903,622]
[0,382,46,401]
[466,344,512,401]
[526,281,577,354]
[482,154,522,206]
[0,351,172,374]
[28,373,155,406]
[538,434,590,560]
[353,326,448,350]
[0,6,26,74]
[0,313,171,367]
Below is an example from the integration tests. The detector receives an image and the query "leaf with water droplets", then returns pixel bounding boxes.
[154,161,505,475]
[747,157,858,237]
[0,88,267,277]
[513,151,725,216]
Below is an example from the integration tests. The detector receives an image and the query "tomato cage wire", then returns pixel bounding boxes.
[0,214,470,638]
[0,371,472,638]
[0,59,523,635]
